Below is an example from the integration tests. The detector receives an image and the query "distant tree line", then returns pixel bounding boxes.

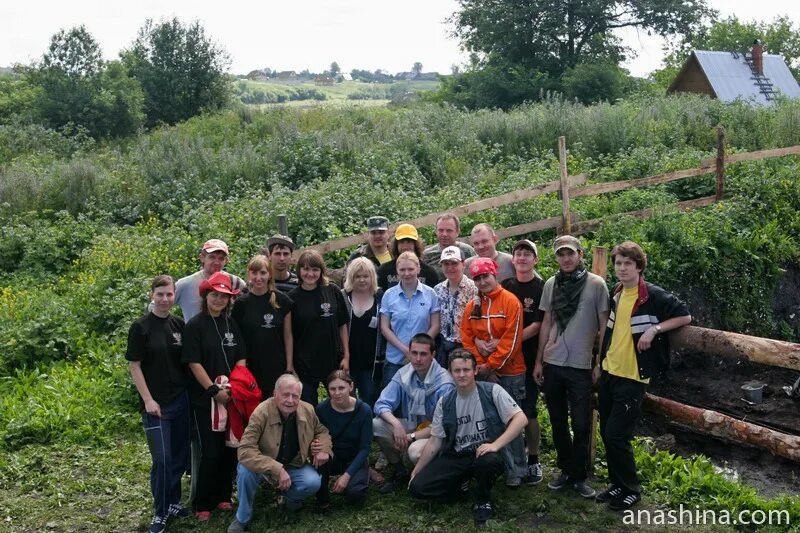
[242,62,438,83]
[0,18,230,139]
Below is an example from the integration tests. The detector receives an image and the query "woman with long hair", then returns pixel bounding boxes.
[314,370,373,508]
[289,250,350,405]
[342,256,384,407]
[182,272,247,521]
[232,255,294,398]
[126,275,190,533]
[377,224,439,291]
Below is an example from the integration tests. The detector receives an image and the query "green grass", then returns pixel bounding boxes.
[235,79,440,107]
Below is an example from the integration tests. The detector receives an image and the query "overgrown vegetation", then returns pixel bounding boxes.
[1,94,799,530]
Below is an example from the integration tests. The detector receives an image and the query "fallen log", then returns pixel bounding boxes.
[644,394,800,463]
[669,326,800,372]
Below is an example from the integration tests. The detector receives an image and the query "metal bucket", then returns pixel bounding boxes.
[741,382,765,403]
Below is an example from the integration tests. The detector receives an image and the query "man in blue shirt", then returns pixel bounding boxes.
[373,334,454,493]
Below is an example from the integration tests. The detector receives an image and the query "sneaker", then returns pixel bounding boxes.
[595,485,623,503]
[460,479,470,493]
[473,502,493,527]
[195,511,211,521]
[379,464,408,494]
[375,452,389,471]
[148,516,167,533]
[523,463,543,485]
[608,491,641,511]
[216,501,234,511]
[547,471,570,490]
[573,481,597,499]
[227,518,247,533]
[504,476,521,488]
[168,503,190,518]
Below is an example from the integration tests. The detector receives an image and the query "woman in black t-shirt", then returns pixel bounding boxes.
[232,254,294,398]
[182,271,247,520]
[377,223,440,291]
[289,250,350,406]
[342,256,384,407]
[126,275,190,532]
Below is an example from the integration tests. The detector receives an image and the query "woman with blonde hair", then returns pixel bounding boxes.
[342,256,384,407]
[232,255,294,398]
[289,250,350,405]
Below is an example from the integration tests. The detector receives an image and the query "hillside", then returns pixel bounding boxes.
[233,78,440,106]
[1,95,800,531]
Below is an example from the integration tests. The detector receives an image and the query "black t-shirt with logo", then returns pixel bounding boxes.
[289,283,348,382]
[377,259,440,292]
[501,277,545,369]
[182,313,247,406]
[232,290,294,397]
[125,312,187,411]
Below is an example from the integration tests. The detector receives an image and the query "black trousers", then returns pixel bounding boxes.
[191,403,237,512]
[409,450,504,504]
[598,372,647,495]
[317,455,369,505]
[542,363,592,481]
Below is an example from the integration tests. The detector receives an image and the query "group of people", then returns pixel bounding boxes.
[126,213,691,532]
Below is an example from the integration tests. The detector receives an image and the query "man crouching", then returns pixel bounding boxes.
[228,374,331,532]
[409,349,527,528]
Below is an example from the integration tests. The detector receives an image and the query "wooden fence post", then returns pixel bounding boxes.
[716,126,726,201]
[558,136,572,235]
[588,246,608,473]
[278,214,288,236]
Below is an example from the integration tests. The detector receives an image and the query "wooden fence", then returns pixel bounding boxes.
[288,129,800,258]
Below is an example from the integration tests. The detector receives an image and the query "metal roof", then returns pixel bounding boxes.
[692,50,800,106]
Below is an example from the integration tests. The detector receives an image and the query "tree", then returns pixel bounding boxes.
[450,0,716,74]
[26,26,144,138]
[122,18,231,126]
[329,61,341,78]
[412,62,423,77]
[655,15,800,86]
[561,62,632,104]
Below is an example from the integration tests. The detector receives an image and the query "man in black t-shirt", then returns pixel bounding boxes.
[264,234,299,293]
[501,239,545,485]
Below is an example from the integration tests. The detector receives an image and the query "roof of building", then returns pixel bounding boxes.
[669,50,800,106]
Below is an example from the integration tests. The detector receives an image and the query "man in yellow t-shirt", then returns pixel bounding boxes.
[593,241,691,512]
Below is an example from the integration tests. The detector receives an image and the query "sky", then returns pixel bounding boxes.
[1,0,798,78]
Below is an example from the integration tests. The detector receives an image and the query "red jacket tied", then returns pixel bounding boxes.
[226,365,263,448]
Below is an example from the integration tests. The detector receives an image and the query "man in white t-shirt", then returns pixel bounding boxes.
[464,223,514,283]
[174,239,245,322]
[409,349,527,527]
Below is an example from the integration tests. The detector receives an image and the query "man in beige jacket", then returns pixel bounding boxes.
[229,374,332,531]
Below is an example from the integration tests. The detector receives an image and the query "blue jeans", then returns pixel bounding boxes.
[235,463,321,524]
[497,374,528,481]
[351,369,377,408]
[142,392,190,517]
[382,362,405,389]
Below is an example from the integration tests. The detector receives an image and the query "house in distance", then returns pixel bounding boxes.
[668,41,800,106]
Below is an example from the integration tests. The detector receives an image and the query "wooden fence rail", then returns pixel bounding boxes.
[289,133,800,258]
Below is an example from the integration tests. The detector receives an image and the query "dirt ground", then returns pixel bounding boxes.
[643,350,800,498]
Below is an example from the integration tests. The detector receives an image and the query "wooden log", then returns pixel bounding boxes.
[644,394,800,463]
[700,144,800,167]
[558,136,572,234]
[297,173,586,257]
[278,214,288,236]
[570,166,711,199]
[715,126,725,201]
[669,326,800,371]
[570,196,717,236]
[493,215,564,241]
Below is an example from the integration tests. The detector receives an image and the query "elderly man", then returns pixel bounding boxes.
[464,224,514,283]
[422,213,476,278]
[164,239,245,322]
[409,349,528,527]
[373,333,454,493]
[263,234,298,293]
[228,374,332,532]
[433,245,478,365]
[348,215,393,269]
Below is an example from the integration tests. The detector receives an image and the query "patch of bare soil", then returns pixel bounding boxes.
[643,351,800,498]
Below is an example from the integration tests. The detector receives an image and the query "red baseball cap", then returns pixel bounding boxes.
[202,239,229,255]
[199,271,240,297]
[469,257,498,278]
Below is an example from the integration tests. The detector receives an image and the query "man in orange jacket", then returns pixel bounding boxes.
[460,257,527,487]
